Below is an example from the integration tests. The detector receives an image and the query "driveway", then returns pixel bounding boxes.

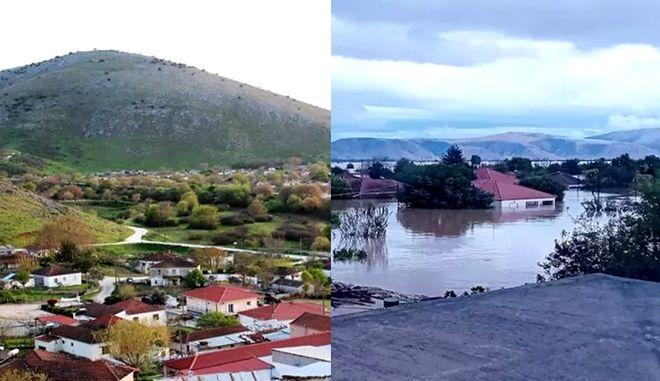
[93,276,149,303]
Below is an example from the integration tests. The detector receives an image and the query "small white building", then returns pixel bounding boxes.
[472,168,556,209]
[149,258,199,286]
[184,285,261,315]
[271,278,306,294]
[32,265,82,288]
[134,252,178,273]
[82,299,167,326]
[35,324,107,360]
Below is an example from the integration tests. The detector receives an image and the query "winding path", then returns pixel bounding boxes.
[95,226,325,260]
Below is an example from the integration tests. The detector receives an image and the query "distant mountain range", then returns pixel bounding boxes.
[0,50,329,172]
[331,129,660,161]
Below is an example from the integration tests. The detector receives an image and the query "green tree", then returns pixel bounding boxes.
[311,236,330,251]
[470,154,482,167]
[180,191,199,211]
[395,161,493,209]
[184,268,207,288]
[519,177,566,201]
[101,320,169,372]
[196,311,239,328]
[367,161,394,179]
[442,145,465,166]
[540,178,660,281]
[188,205,219,229]
[247,199,267,217]
[143,202,175,227]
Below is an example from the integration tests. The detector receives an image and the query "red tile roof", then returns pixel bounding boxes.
[290,312,331,332]
[474,167,519,183]
[195,358,273,375]
[1,349,135,381]
[178,324,249,343]
[238,301,327,321]
[51,325,102,344]
[359,178,399,196]
[80,314,122,330]
[33,264,79,277]
[37,314,78,326]
[83,299,164,318]
[151,258,197,268]
[184,285,260,303]
[82,302,123,318]
[35,334,59,343]
[164,332,331,374]
[111,299,165,315]
[473,179,556,201]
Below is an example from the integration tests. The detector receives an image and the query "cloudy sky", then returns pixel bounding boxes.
[332,0,660,140]
[0,0,330,108]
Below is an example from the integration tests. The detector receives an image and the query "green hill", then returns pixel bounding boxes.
[0,180,131,246]
[0,50,329,172]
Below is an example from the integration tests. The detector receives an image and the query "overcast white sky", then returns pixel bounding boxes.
[333,0,660,140]
[0,0,330,109]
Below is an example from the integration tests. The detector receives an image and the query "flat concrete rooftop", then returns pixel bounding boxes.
[332,274,660,380]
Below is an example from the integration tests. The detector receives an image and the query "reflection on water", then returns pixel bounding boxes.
[332,190,623,296]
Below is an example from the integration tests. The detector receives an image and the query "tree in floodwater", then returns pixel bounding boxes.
[395,161,493,209]
[338,205,391,239]
[539,178,660,282]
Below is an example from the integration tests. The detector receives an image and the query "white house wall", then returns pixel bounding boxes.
[35,273,82,288]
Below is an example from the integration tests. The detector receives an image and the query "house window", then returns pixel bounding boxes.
[525,201,539,208]
[228,304,234,313]
[153,314,159,321]
[542,200,554,205]
[38,346,46,350]
[70,342,74,347]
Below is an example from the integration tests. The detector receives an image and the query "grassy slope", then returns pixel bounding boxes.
[0,181,131,246]
[0,50,330,172]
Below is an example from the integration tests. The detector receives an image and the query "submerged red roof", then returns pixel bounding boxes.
[184,285,260,303]
[473,179,556,201]
[472,168,555,201]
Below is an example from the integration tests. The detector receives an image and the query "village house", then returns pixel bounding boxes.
[238,301,327,329]
[271,278,306,294]
[34,314,119,360]
[184,285,261,315]
[290,312,331,338]
[149,258,200,286]
[162,332,331,381]
[472,168,557,209]
[134,252,178,273]
[81,299,167,326]
[170,324,253,355]
[0,349,136,381]
[32,265,82,288]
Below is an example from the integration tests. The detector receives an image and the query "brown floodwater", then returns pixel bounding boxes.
[332,190,623,296]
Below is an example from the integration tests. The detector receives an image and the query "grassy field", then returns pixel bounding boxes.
[71,200,135,221]
[97,264,144,277]
[0,181,131,246]
[0,283,97,303]
[96,243,192,259]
